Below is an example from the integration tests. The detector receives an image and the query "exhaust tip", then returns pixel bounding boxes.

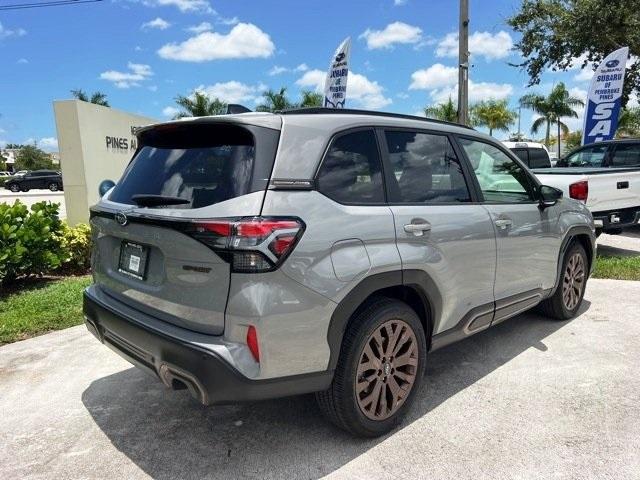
[158,364,208,405]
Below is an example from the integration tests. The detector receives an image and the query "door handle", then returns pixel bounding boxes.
[404,221,431,236]
[494,219,513,230]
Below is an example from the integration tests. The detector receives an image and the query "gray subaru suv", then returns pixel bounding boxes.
[84,108,595,437]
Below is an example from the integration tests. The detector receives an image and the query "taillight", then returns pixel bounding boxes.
[569,181,588,202]
[184,217,304,273]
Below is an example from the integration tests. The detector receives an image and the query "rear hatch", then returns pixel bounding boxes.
[90,120,281,335]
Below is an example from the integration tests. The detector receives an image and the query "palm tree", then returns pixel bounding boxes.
[299,90,323,108]
[173,91,227,118]
[470,99,518,136]
[71,89,110,107]
[616,107,640,137]
[256,87,294,112]
[520,82,584,158]
[424,96,457,122]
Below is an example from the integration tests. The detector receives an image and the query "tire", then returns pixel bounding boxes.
[48,182,59,192]
[316,297,427,437]
[9,184,19,192]
[20,187,29,192]
[539,242,588,320]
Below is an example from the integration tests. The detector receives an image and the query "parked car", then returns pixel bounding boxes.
[0,171,11,177]
[556,138,640,168]
[534,139,640,234]
[503,141,552,168]
[12,170,29,176]
[84,109,595,437]
[4,169,63,192]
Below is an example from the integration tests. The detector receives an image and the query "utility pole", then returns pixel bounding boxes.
[517,105,522,139]
[457,0,469,125]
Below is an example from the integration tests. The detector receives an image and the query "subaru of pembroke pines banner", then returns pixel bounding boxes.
[582,46,629,145]
[323,37,351,108]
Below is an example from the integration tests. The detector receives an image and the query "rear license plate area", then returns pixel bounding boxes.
[118,241,149,280]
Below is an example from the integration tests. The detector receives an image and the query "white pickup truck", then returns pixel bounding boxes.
[533,167,640,234]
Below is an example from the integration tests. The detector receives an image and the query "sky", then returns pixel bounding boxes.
[0,0,605,152]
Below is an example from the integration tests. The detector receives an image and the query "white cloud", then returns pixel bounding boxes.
[142,17,171,30]
[397,92,409,99]
[409,63,457,90]
[39,137,58,151]
[218,16,239,26]
[360,22,422,50]
[17,58,28,64]
[268,63,308,76]
[197,81,265,104]
[158,23,275,62]
[147,0,214,14]
[187,22,212,33]
[296,69,392,109]
[0,21,26,39]
[162,106,180,118]
[394,0,408,5]
[100,61,154,88]
[574,68,595,82]
[437,30,514,61]
[430,80,513,103]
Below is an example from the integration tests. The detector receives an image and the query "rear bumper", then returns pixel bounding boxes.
[593,207,640,231]
[83,286,332,405]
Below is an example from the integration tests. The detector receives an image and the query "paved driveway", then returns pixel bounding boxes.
[1,279,639,480]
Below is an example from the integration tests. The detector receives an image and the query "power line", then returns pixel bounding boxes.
[0,0,103,11]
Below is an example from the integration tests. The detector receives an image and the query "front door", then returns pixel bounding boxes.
[457,137,561,316]
[380,129,497,334]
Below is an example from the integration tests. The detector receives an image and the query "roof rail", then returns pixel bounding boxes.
[277,107,475,130]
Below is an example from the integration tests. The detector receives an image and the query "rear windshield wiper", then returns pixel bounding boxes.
[130,194,190,207]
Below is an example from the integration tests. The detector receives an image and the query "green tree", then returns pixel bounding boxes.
[617,107,640,137]
[507,0,640,105]
[173,92,227,118]
[256,87,295,112]
[15,145,54,171]
[519,83,584,157]
[424,96,458,122]
[299,90,323,108]
[71,89,110,107]
[563,131,583,152]
[470,99,518,136]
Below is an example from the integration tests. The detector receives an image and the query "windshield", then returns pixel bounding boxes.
[109,123,277,209]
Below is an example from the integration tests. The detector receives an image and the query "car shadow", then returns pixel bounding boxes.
[82,301,590,480]
[596,244,640,258]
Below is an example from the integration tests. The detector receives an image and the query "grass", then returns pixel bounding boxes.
[0,275,91,345]
[593,256,640,281]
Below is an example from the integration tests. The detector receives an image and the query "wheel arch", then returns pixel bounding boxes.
[326,270,441,371]
[551,226,596,296]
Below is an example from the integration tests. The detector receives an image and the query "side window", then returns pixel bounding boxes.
[459,138,536,203]
[511,149,529,166]
[564,145,607,167]
[528,148,551,168]
[610,144,640,167]
[384,130,471,203]
[316,129,384,204]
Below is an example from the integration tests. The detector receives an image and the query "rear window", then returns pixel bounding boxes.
[109,123,278,209]
[528,148,551,168]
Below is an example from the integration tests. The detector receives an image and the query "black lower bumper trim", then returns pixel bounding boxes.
[593,207,640,231]
[83,289,333,405]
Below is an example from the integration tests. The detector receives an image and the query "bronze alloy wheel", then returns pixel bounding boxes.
[562,251,585,310]
[355,319,419,421]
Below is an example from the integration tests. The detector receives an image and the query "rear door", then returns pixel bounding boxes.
[380,129,497,334]
[90,121,280,335]
[456,136,561,308]
[511,148,530,167]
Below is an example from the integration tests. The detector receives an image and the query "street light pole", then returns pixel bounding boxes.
[457,0,469,125]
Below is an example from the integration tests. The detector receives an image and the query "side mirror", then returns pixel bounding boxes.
[98,179,116,197]
[539,185,562,209]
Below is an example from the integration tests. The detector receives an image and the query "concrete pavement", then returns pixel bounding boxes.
[0,278,639,480]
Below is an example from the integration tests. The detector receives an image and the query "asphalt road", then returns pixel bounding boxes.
[1,278,639,480]
[0,190,66,219]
